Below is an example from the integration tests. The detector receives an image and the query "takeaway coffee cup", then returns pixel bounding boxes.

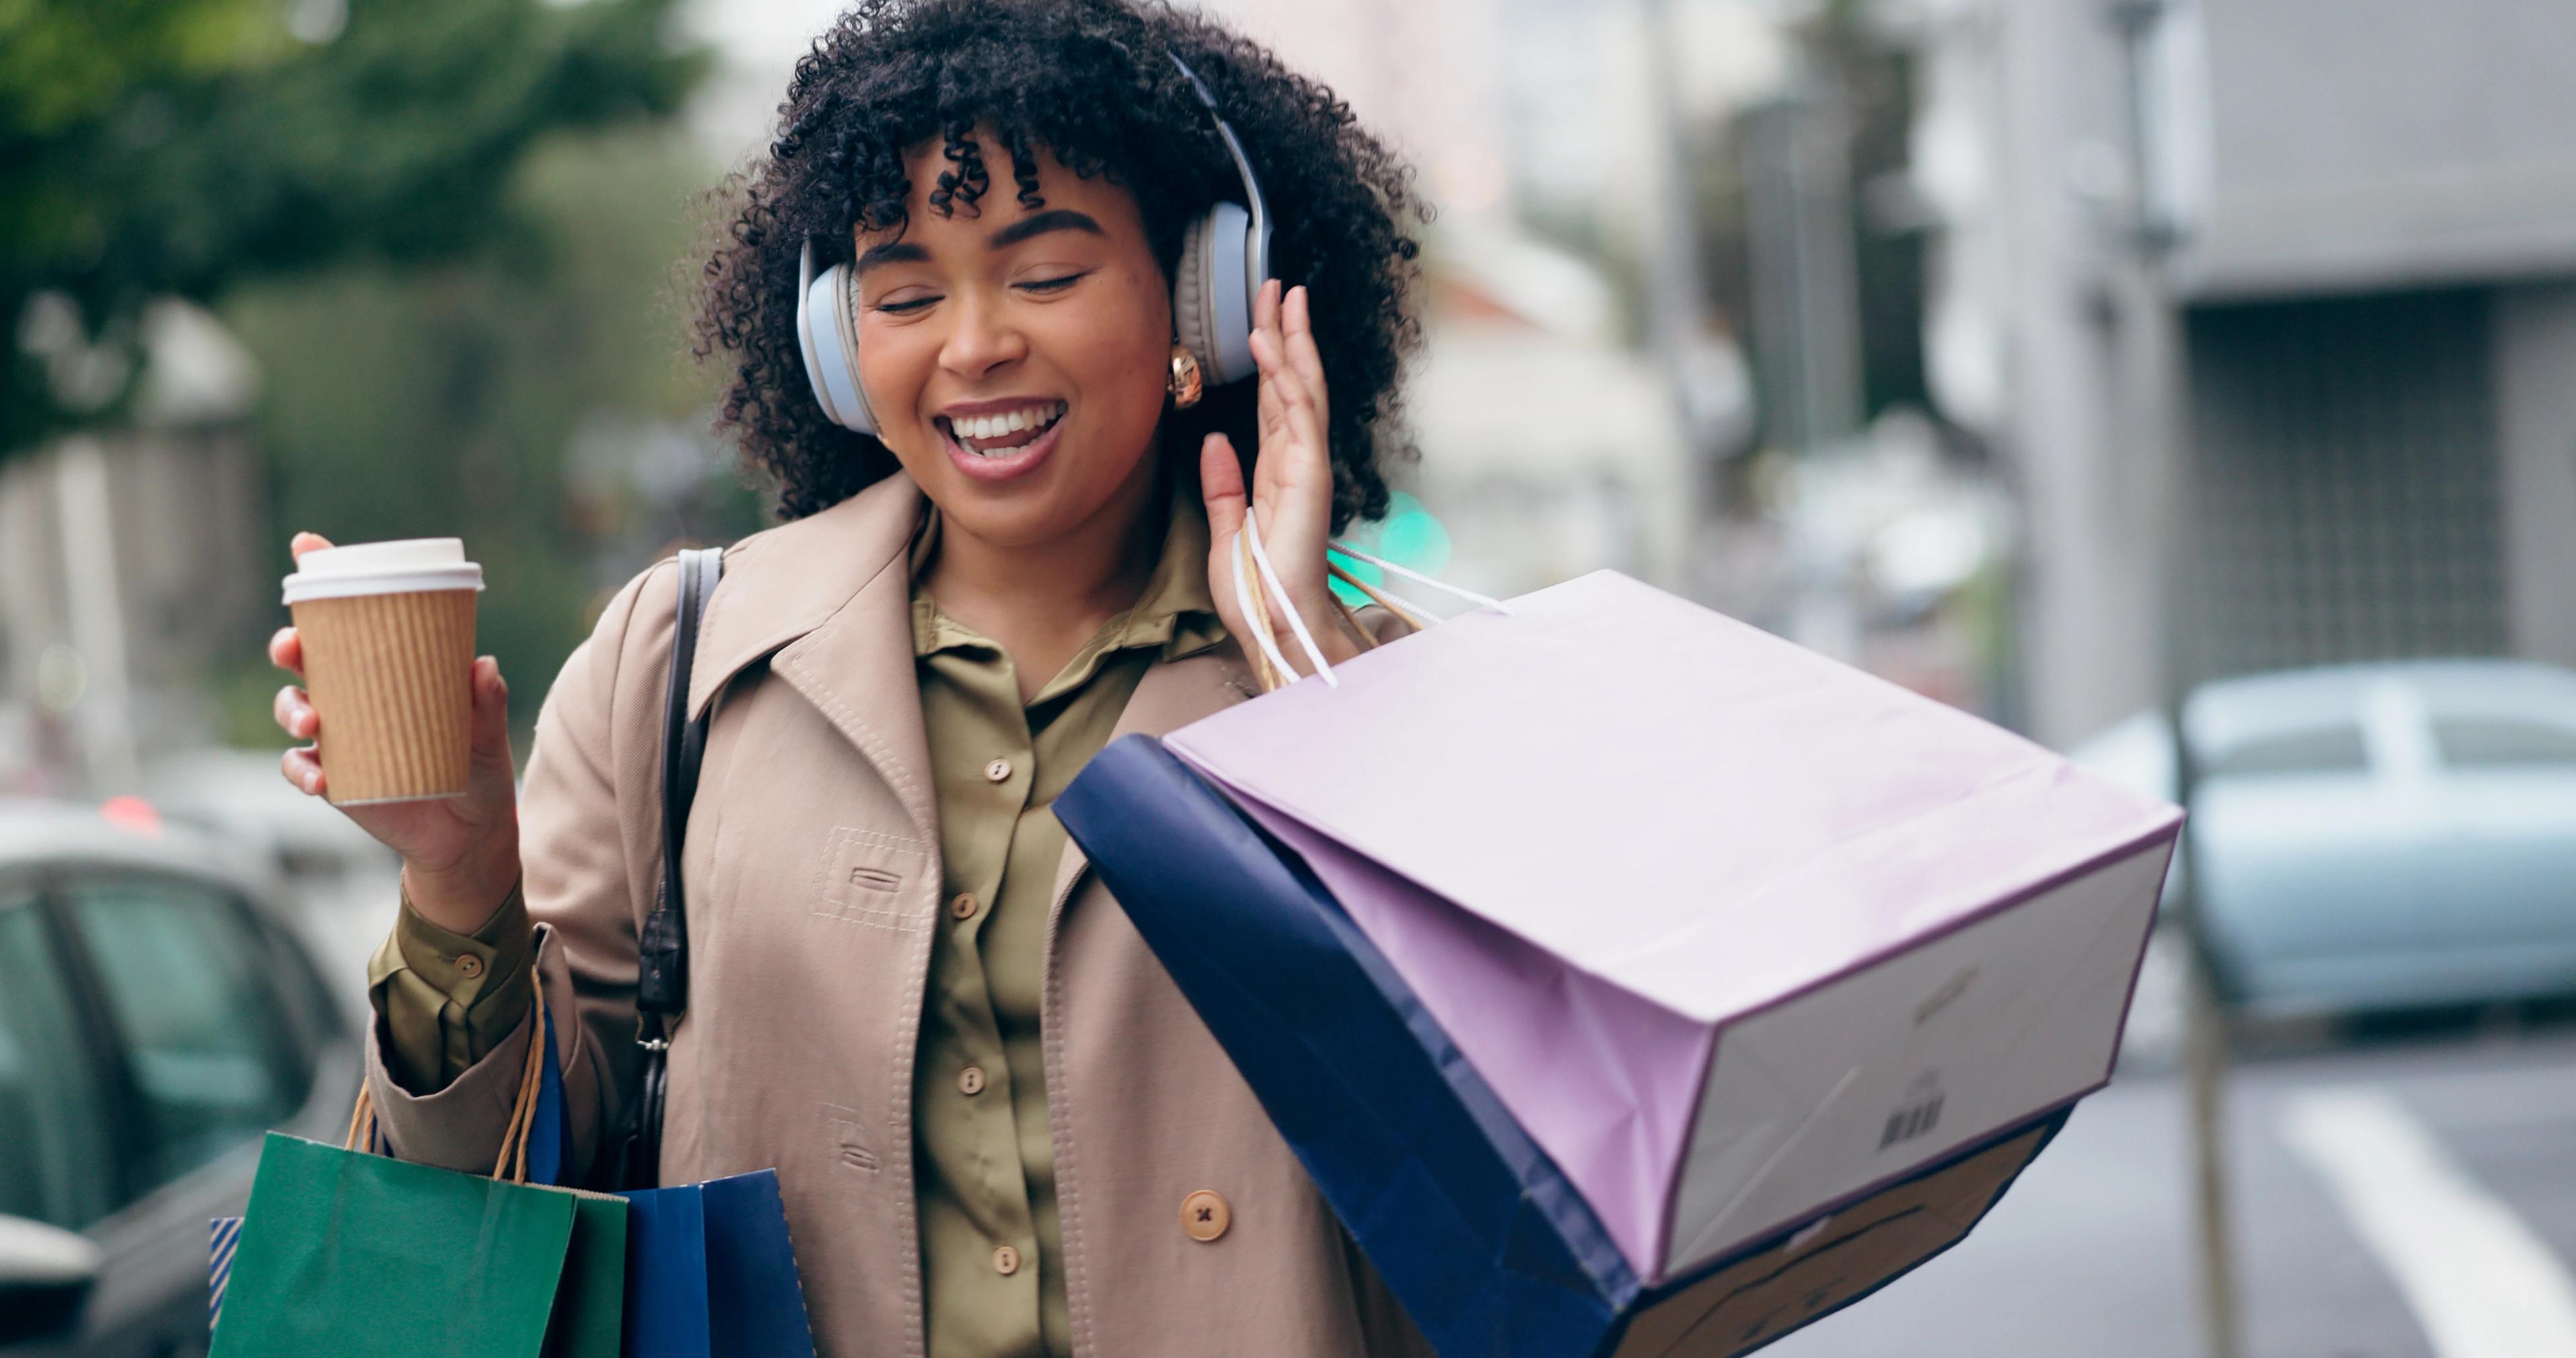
[280,539,485,804]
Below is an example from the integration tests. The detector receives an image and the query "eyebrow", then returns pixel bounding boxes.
[852,240,930,278]
[987,207,1105,249]
[851,207,1107,280]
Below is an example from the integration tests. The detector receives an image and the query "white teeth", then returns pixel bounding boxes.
[948,402,1064,452]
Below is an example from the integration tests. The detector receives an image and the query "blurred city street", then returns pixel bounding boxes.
[1776,1025,2576,1357]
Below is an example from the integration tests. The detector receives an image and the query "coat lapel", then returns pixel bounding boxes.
[676,468,1254,892]
[685,475,940,838]
[770,559,940,839]
[1045,640,1260,907]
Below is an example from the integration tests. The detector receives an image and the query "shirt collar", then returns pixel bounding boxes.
[907,481,1225,680]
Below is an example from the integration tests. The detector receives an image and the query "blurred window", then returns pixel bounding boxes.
[58,874,309,1199]
[0,889,117,1230]
[2432,716,2576,769]
[250,911,344,1065]
[2202,724,2369,778]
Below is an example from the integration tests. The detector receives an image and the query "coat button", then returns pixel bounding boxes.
[1180,1190,1230,1243]
[453,954,485,980]
[949,893,979,920]
[958,1066,987,1096]
[983,757,1013,783]
[992,1244,1020,1276]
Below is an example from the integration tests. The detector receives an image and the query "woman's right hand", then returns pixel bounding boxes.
[271,530,523,934]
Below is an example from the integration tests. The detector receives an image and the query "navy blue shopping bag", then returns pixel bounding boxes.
[612,1172,813,1358]
[521,985,817,1358]
[1057,734,2068,1358]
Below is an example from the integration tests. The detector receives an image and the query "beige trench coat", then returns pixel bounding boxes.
[363,474,1432,1357]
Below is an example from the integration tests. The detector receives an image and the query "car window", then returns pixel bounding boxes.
[58,874,310,1198]
[0,887,117,1231]
[2201,724,2369,778]
[2432,716,2576,768]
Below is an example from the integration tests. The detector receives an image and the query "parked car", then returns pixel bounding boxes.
[0,799,356,1355]
[2066,659,2576,1019]
[143,749,402,989]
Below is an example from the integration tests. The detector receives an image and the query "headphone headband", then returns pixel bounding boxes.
[1169,52,1272,306]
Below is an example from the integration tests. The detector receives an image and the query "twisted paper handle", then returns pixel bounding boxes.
[1230,516,1506,694]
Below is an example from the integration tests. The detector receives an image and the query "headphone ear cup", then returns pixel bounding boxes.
[1171,210,1218,390]
[829,264,879,436]
[1199,200,1255,384]
[798,259,876,436]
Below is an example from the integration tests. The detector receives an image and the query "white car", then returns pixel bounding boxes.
[2068,659,2576,1018]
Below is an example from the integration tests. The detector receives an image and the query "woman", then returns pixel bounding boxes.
[265,1,1434,1353]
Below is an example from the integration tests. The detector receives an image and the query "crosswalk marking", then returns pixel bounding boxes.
[2282,1087,2576,1358]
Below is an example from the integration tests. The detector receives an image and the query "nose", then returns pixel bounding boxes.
[937,286,1028,382]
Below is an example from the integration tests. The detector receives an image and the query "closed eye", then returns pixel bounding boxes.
[873,294,938,315]
[1017,272,1089,294]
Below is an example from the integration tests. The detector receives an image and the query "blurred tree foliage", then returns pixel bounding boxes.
[1,0,708,455]
[217,125,768,742]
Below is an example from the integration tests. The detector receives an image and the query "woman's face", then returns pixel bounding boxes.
[851,133,1174,548]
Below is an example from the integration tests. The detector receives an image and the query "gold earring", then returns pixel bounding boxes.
[1167,343,1203,410]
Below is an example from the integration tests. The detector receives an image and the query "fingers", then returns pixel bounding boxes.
[1199,433,1248,540]
[1254,276,1281,336]
[280,744,325,798]
[466,658,512,765]
[273,684,317,742]
[1282,286,1329,427]
[270,530,330,679]
[1250,327,1293,443]
[1248,325,1328,483]
[268,626,304,679]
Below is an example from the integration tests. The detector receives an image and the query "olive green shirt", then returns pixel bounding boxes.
[368,490,1222,1358]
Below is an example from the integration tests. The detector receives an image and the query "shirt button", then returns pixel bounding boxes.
[453,954,485,980]
[958,1066,987,1096]
[949,893,979,920]
[983,757,1013,783]
[992,1244,1020,1276]
[1180,1190,1231,1243]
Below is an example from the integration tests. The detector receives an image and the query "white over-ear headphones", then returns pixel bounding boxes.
[794,52,1273,438]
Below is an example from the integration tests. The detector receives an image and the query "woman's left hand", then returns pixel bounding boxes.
[1201,279,1364,680]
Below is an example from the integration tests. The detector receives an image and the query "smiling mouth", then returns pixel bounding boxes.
[938,400,1068,457]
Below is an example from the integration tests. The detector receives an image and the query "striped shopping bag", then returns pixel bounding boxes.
[205,1215,239,1330]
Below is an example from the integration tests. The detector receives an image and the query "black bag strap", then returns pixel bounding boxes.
[611,547,720,1191]
[640,546,722,1017]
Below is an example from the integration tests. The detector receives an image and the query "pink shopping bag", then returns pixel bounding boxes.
[1165,569,2182,1287]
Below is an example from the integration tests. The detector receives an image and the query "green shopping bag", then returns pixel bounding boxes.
[210,978,625,1357]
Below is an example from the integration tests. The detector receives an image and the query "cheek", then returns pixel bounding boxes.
[1057,280,1173,429]
[854,328,940,450]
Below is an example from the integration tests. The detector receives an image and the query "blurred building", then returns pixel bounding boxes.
[0,302,270,794]
[1193,0,1778,597]
[1903,0,2576,746]
[1411,229,1700,595]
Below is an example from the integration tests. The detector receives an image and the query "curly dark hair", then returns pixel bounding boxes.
[692,0,1429,528]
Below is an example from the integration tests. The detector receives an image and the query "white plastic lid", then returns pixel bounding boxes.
[281,538,484,604]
